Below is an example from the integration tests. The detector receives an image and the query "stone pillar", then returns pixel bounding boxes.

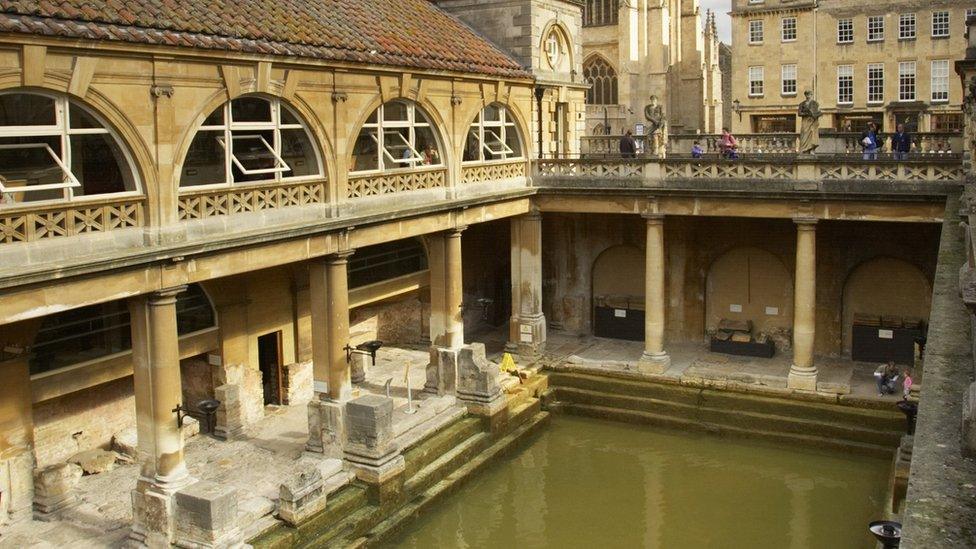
[425,227,466,395]
[789,219,818,391]
[0,353,34,527]
[307,252,353,457]
[456,344,508,433]
[639,214,670,373]
[128,286,195,546]
[343,395,405,505]
[508,212,547,356]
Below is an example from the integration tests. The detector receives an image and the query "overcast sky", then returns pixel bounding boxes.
[700,0,732,43]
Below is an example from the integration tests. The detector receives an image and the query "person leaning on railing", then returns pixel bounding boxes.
[619,130,637,158]
[891,124,912,161]
[860,122,881,161]
[719,129,738,160]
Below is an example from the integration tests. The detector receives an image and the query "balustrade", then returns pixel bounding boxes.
[178,181,327,221]
[346,167,446,199]
[0,196,144,245]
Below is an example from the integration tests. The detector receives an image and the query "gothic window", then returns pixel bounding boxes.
[584,0,618,27]
[584,57,618,106]
[351,100,443,173]
[463,104,525,162]
[0,92,139,205]
[181,96,321,187]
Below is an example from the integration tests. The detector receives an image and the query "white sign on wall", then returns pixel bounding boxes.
[729,304,743,313]
[878,329,894,340]
[520,324,533,334]
[614,309,627,318]
[765,307,779,316]
[520,333,534,343]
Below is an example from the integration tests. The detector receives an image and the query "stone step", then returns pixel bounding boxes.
[396,404,468,454]
[558,402,894,459]
[403,430,492,497]
[553,386,901,447]
[289,484,371,548]
[352,410,551,547]
[549,371,903,431]
[402,416,483,480]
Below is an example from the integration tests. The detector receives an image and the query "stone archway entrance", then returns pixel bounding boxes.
[705,247,793,347]
[592,245,645,341]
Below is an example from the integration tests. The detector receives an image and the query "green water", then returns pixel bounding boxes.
[384,416,890,549]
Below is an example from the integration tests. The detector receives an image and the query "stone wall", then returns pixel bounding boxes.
[350,295,426,346]
[542,213,941,357]
[32,377,134,468]
[180,356,216,411]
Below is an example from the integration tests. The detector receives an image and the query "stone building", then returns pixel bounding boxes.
[730,0,972,134]
[581,0,724,135]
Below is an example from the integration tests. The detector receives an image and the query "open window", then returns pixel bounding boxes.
[181,96,322,187]
[351,101,443,173]
[463,104,524,163]
[0,92,138,205]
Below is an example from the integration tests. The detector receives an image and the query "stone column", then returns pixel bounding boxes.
[307,252,353,456]
[128,286,194,546]
[508,212,547,356]
[639,214,670,373]
[0,353,34,526]
[789,219,818,391]
[425,228,466,395]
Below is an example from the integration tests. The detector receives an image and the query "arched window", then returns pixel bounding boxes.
[351,101,443,173]
[0,92,138,205]
[584,57,619,105]
[463,105,524,163]
[29,284,216,375]
[181,96,321,187]
[584,0,618,27]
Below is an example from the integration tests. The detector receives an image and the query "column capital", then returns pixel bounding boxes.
[642,212,665,223]
[312,250,355,266]
[447,225,468,237]
[150,285,187,302]
[522,210,543,222]
[793,217,818,228]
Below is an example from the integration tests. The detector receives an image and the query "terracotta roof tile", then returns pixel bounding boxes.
[0,0,531,78]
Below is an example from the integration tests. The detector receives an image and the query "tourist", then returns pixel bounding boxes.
[861,122,881,161]
[691,140,704,159]
[422,142,439,165]
[891,124,912,161]
[719,128,738,159]
[902,368,914,400]
[619,130,637,158]
[875,361,899,396]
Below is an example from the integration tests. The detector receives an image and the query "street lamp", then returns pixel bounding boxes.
[732,99,742,122]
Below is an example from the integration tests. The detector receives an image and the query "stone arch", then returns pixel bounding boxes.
[841,257,931,355]
[539,20,575,73]
[460,102,529,162]
[348,96,453,174]
[591,245,645,340]
[705,247,793,342]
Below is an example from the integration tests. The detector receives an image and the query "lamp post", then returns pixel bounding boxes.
[732,99,742,122]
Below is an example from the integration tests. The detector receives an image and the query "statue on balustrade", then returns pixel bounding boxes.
[797,90,821,155]
[964,77,976,161]
[644,95,667,156]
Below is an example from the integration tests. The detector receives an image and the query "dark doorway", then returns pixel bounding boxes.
[258,331,283,406]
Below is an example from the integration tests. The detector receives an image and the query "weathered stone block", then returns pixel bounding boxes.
[306,398,345,458]
[283,361,313,406]
[350,353,367,384]
[68,449,118,475]
[33,462,82,517]
[131,484,175,547]
[174,480,240,548]
[456,343,502,404]
[277,465,325,526]
[112,427,138,458]
[424,347,459,396]
[962,382,976,457]
[344,395,396,463]
[1,453,34,525]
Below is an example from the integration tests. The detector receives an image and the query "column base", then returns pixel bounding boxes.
[129,471,196,547]
[638,352,670,374]
[510,314,547,358]
[424,347,459,396]
[306,396,345,458]
[787,366,819,391]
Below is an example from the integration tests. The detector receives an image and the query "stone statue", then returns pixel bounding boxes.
[964,77,976,162]
[644,95,667,156]
[797,90,821,154]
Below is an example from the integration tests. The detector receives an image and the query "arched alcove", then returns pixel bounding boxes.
[592,245,645,340]
[842,257,931,355]
[705,247,793,342]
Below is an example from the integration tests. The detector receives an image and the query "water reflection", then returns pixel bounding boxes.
[384,416,889,549]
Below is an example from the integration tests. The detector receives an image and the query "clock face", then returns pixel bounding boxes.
[545,32,561,68]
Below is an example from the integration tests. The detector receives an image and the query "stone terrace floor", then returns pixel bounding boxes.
[1,330,904,547]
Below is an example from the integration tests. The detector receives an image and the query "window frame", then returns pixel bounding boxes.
[867,16,885,42]
[837,65,854,105]
[183,96,323,189]
[463,105,525,164]
[351,101,445,174]
[749,20,764,44]
[748,66,765,97]
[931,11,950,38]
[0,91,142,206]
[899,13,916,40]
[781,17,797,42]
[931,59,950,103]
[781,64,797,96]
[867,63,885,105]
[899,61,917,102]
[837,18,854,44]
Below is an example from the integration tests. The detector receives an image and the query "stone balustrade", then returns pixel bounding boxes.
[0,195,144,245]
[346,167,446,199]
[178,180,327,221]
[533,157,966,187]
